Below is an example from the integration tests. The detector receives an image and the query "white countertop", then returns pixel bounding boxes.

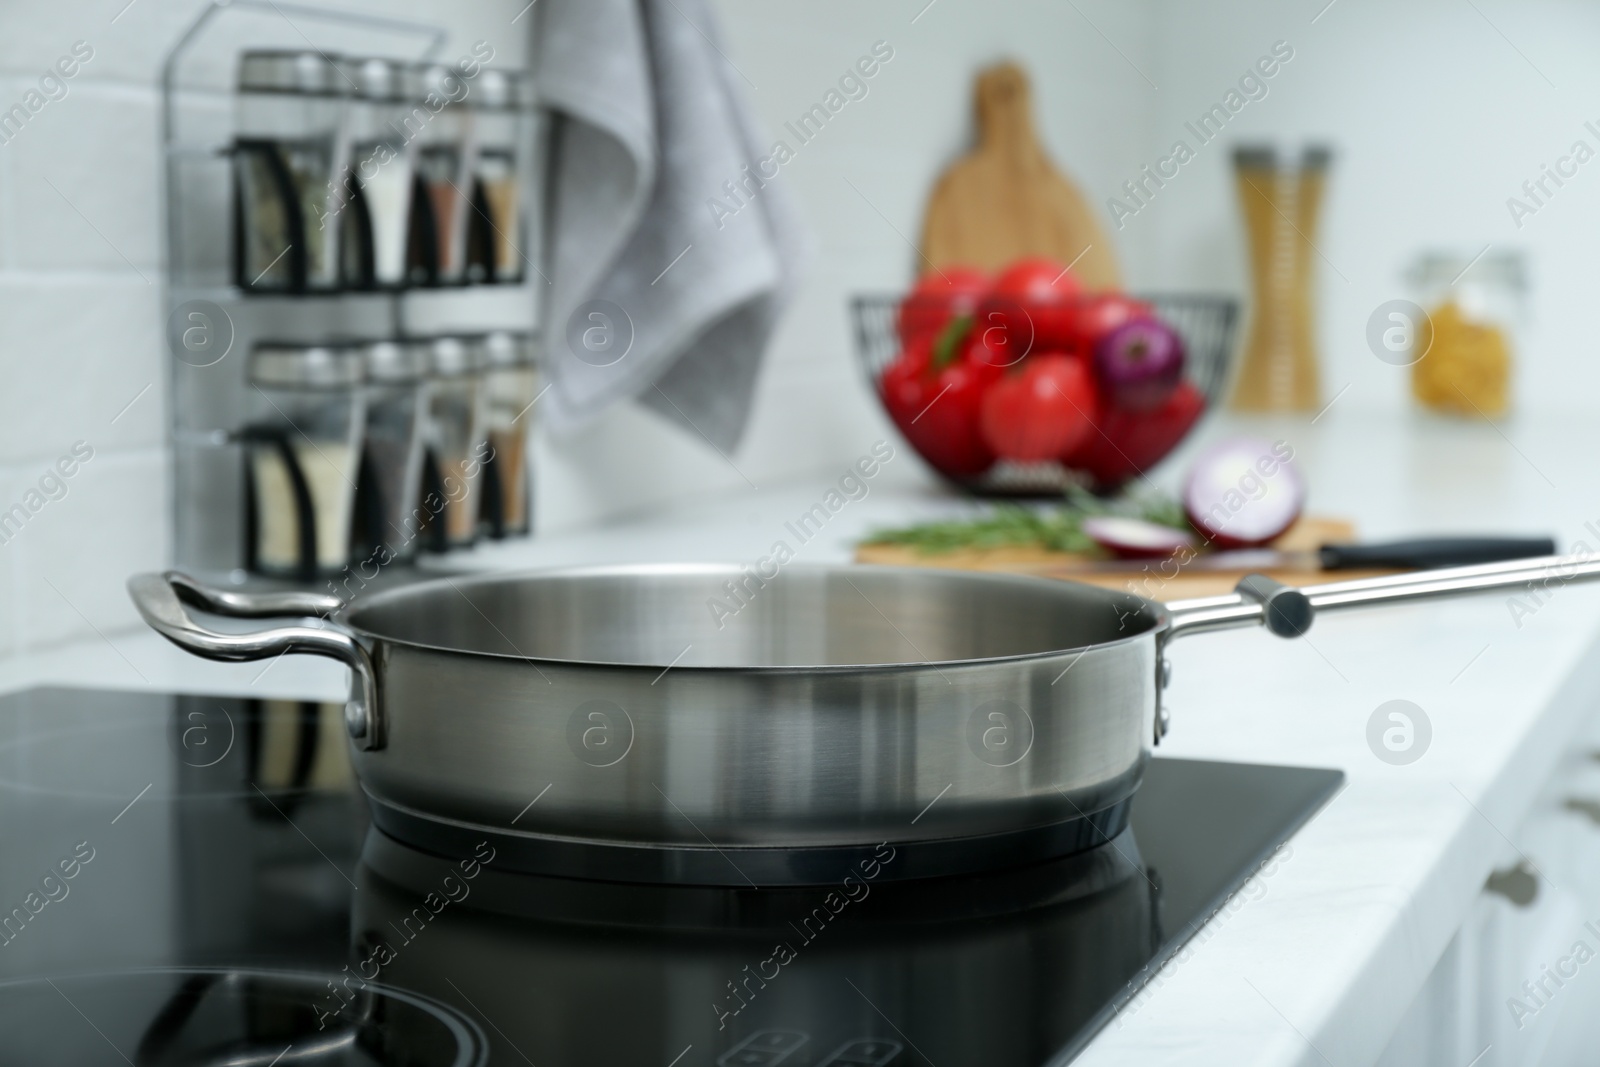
[20,408,1600,1065]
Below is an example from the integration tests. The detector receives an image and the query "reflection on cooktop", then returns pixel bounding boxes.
[0,687,1340,1066]
[0,687,350,803]
[356,825,1157,1067]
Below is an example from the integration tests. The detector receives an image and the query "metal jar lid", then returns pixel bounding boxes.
[341,56,402,102]
[249,343,364,389]
[479,331,534,369]
[1232,142,1334,173]
[427,337,482,378]
[473,69,523,111]
[1406,249,1527,293]
[364,340,429,383]
[238,50,341,96]
[407,62,468,105]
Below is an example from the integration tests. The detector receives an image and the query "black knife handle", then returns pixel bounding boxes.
[1318,536,1557,571]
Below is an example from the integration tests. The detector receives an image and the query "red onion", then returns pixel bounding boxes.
[1183,437,1304,548]
[1092,318,1185,411]
[1081,515,1197,560]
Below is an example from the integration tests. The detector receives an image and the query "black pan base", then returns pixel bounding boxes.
[365,793,1135,887]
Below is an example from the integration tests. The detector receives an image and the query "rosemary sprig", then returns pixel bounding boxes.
[864,488,1189,555]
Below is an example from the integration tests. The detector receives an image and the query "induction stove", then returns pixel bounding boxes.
[0,687,1341,1066]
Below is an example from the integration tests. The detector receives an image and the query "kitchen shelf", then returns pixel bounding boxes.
[159,0,543,579]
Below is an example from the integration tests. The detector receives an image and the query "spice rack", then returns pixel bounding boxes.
[161,0,544,586]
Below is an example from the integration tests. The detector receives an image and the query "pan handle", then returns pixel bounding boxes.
[126,571,383,750]
[1164,552,1600,642]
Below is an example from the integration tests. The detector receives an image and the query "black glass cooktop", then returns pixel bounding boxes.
[0,687,1340,1066]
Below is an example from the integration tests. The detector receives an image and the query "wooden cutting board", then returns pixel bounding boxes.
[918,61,1120,288]
[855,516,1400,600]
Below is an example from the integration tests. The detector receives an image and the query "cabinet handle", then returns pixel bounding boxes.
[1484,860,1539,908]
[1564,796,1600,827]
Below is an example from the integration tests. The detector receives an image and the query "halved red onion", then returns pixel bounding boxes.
[1183,437,1305,548]
[1082,515,1197,560]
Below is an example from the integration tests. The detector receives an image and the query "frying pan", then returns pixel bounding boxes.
[128,555,1599,885]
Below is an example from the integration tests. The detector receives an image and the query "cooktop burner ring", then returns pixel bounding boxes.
[0,966,488,1067]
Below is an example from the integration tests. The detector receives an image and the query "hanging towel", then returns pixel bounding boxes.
[533,0,805,452]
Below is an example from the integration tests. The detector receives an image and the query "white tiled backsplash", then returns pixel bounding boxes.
[0,67,168,655]
[0,0,534,654]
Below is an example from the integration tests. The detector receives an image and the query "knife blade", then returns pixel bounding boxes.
[1055,535,1558,575]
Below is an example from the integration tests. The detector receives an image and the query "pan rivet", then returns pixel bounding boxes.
[1160,658,1173,689]
[345,701,367,739]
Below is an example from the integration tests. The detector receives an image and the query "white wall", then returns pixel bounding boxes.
[15,0,1598,652]
[0,0,1161,652]
[1136,0,1600,415]
[533,0,1162,530]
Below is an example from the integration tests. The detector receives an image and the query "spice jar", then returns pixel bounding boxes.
[340,57,414,290]
[478,331,538,537]
[1229,144,1332,412]
[406,63,472,287]
[356,340,430,565]
[420,337,486,550]
[465,70,527,284]
[1405,249,1524,418]
[235,51,348,293]
[245,343,365,577]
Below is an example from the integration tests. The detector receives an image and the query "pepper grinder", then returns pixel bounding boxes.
[1230,145,1332,413]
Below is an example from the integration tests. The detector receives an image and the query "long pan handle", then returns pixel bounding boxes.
[126,571,383,749]
[1164,553,1600,641]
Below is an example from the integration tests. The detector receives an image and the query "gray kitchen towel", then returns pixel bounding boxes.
[533,0,804,451]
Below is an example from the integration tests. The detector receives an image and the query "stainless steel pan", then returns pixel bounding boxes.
[128,555,1600,885]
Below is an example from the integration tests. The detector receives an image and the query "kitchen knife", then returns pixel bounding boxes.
[1314,536,1557,570]
[1066,535,1558,574]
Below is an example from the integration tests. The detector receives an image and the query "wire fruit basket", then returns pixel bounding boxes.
[850,293,1240,496]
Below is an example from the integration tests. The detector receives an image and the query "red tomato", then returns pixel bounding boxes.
[1070,293,1154,355]
[915,360,998,477]
[880,337,934,425]
[895,266,989,347]
[976,257,1081,355]
[879,336,995,478]
[980,356,1098,462]
[1062,380,1205,490]
[962,325,1018,382]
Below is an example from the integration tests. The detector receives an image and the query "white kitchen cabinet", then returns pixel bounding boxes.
[1378,747,1600,1067]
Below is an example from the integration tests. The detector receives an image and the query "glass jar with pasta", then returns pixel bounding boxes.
[1405,249,1525,418]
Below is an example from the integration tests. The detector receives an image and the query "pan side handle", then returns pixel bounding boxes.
[126,571,383,750]
[1164,552,1600,643]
